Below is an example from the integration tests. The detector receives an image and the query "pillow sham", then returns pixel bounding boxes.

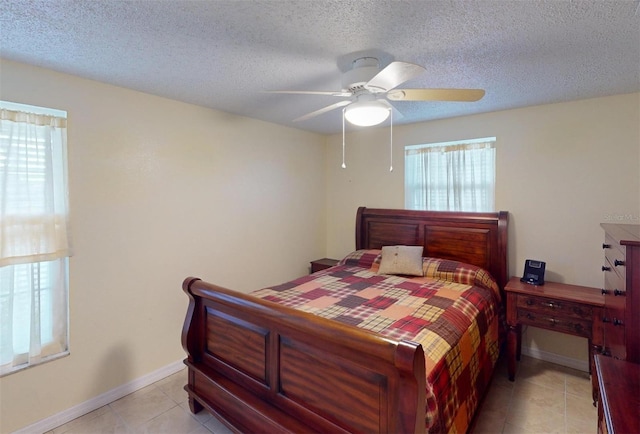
[422,257,501,298]
[337,249,381,268]
[377,245,424,276]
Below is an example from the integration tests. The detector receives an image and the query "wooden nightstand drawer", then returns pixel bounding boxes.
[516,295,593,320]
[517,308,592,338]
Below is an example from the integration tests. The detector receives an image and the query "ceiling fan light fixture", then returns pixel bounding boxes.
[344,100,390,127]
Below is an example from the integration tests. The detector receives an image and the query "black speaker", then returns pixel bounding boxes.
[520,259,546,285]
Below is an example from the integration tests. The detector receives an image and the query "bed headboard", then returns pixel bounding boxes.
[355,207,509,291]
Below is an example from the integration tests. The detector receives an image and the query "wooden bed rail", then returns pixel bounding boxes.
[182,276,427,434]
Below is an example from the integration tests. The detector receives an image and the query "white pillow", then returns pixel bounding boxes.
[377,245,424,276]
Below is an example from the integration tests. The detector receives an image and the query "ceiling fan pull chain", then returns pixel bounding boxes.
[389,108,393,172]
[342,107,346,169]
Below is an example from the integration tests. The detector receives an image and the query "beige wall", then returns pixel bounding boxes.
[0,59,327,433]
[325,92,640,365]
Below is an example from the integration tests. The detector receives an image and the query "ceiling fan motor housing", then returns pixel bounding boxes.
[342,57,381,93]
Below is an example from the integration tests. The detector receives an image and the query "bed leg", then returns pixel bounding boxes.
[188,396,204,414]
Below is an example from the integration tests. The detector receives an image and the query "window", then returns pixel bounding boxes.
[405,137,496,212]
[0,101,70,376]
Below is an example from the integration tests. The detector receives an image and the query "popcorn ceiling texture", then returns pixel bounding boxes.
[0,0,638,134]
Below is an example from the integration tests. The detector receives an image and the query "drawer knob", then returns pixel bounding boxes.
[614,289,624,296]
[602,243,611,249]
[544,302,559,308]
[613,318,623,326]
[602,317,611,323]
[601,288,609,295]
[614,259,625,267]
[602,266,611,272]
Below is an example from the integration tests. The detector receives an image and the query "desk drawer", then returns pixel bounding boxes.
[517,295,593,320]
[517,309,592,338]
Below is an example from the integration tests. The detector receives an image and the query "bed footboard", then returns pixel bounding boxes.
[181,277,426,434]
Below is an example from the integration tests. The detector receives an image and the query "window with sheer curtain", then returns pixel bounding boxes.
[0,101,70,376]
[404,137,496,212]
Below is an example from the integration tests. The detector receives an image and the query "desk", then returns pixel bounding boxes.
[504,277,604,400]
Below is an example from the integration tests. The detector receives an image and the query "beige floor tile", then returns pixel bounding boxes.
[565,369,593,399]
[472,412,507,434]
[155,368,189,404]
[566,413,598,434]
[480,383,514,418]
[492,360,517,390]
[507,380,566,433]
[136,405,203,434]
[203,414,234,434]
[505,407,566,434]
[51,406,113,434]
[179,401,213,424]
[61,409,133,434]
[517,360,568,392]
[109,385,176,428]
[512,381,566,417]
[188,425,215,434]
[566,393,597,426]
[503,420,558,434]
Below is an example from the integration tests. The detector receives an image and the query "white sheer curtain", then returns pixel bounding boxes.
[0,107,70,375]
[405,138,496,212]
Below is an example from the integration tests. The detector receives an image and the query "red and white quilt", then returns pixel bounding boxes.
[252,250,503,433]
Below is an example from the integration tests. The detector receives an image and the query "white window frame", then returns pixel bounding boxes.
[0,101,70,376]
[404,137,496,212]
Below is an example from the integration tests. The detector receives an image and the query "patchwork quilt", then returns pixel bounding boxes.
[251,250,503,433]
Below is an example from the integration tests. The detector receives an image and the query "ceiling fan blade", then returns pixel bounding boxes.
[387,88,485,102]
[262,90,351,97]
[365,61,426,92]
[294,100,351,122]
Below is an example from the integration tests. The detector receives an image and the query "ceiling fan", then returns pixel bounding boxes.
[266,57,485,127]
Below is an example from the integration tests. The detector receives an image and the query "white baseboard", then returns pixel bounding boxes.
[521,345,589,373]
[13,360,185,434]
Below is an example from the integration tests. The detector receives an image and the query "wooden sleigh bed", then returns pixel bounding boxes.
[182,207,508,433]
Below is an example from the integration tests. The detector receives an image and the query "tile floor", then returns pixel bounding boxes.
[48,354,596,434]
[472,355,597,434]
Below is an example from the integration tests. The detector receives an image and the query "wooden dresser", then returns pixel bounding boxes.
[595,354,639,434]
[599,223,640,362]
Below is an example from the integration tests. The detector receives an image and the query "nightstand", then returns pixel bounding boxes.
[310,258,339,273]
[504,277,604,401]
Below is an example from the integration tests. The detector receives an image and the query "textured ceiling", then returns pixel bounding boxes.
[1,0,639,134]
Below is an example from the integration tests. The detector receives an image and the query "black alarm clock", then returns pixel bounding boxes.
[520,259,546,285]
